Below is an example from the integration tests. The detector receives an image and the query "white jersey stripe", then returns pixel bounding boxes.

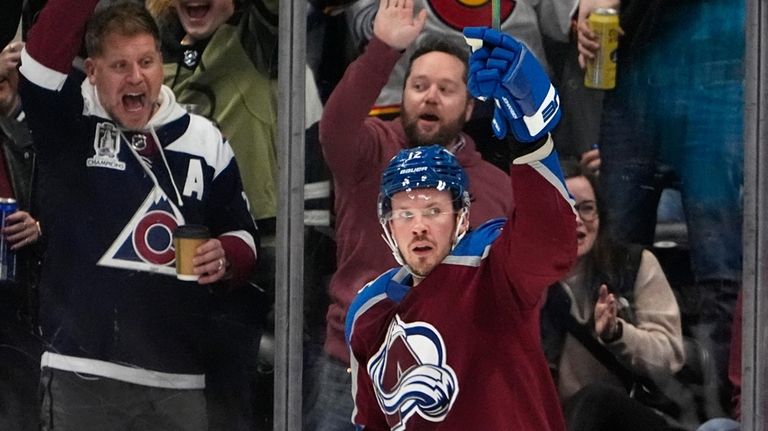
[41,352,205,389]
[442,243,493,267]
[20,48,68,92]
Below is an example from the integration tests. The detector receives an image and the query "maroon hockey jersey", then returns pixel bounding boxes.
[346,153,576,430]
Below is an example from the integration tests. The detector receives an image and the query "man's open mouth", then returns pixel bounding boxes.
[185,3,211,19]
[123,93,146,112]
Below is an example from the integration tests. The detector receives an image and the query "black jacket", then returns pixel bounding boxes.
[0,111,35,212]
[0,109,41,325]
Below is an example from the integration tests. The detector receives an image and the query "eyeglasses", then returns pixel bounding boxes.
[574,200,598,222]
[387,206,456,225]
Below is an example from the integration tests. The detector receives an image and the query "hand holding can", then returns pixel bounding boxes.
[3,210,41,250]
[583,8,620,90]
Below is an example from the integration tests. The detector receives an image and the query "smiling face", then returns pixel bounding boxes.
[388,188,467,283]
[401,51,474,147]
[173,0,235,43]
[566,175,599,258]
[85,32,164,130]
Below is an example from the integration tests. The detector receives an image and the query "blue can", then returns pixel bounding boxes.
[0,198,17,281]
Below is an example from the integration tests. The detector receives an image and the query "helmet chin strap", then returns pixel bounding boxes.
[451,207,469,251]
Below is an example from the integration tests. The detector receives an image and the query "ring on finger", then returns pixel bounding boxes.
[216,258,224,272]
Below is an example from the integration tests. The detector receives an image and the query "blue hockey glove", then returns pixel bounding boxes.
[463,26,561,143]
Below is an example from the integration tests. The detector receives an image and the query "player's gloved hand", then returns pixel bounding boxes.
[463,26,561,143]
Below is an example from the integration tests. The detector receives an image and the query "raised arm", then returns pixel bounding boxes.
[501,140,577,305]
[23,0,98,81]
[18,0,98,155]
[464,27,576,305]
[318,0,425,180]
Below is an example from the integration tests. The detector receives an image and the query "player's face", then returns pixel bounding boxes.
[401,52,474,147]
[389,188,466,283]
[85,32,164,130]
[173,0,235,42]
[566,176,599,258]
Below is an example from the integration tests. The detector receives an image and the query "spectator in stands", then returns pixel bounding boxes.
[0,41,39,251]
[0,38,44,431]
[577,0,744,415]
[307,0,564,428]
[346,0,575,115]
[19,1,258,429]
[345,0,577,168]
[151,0,278,231]
[541,161,685,431]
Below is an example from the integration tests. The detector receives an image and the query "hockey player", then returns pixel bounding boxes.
[344,26,576,429]
[307,2,516,428]
[18,1,258,429]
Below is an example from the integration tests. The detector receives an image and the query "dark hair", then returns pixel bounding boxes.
[404,36,470,84]
[85,1,161,57]
[561,158,632,293]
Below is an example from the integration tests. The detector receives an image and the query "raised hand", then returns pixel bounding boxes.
[594,284,619,341]
[463,27,560,142]
[373,0,427,51]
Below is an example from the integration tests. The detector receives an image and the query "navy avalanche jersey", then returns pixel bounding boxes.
[20,58,257,381]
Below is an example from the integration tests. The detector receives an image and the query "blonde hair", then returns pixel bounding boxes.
[145,0,175,18]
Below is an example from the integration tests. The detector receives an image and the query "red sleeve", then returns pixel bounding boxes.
[492,155,577,308]
[219,235,257,286]
[318,37,402,182]
[25,0,99,73]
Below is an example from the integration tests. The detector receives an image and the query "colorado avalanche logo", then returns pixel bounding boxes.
[132,210,176,265]
[368,315,459,430]
[427,0,515,32]
[98,188,185,275]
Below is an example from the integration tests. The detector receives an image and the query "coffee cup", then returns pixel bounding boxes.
[173,225,210,281]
